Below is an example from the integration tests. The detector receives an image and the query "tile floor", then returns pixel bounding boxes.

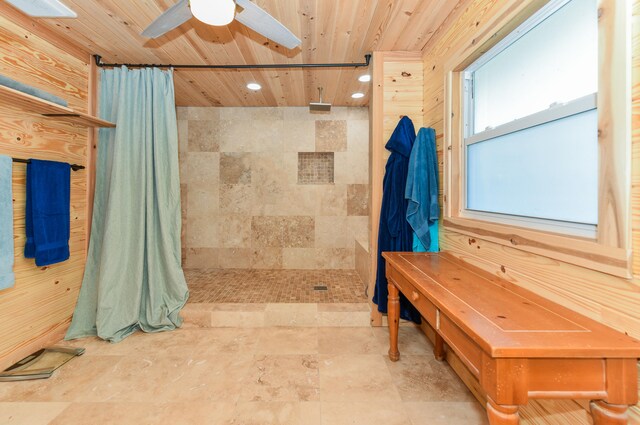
[0,303,488,425]
[185,269,367,303]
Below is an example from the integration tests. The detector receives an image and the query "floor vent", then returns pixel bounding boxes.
[313,285,328,291]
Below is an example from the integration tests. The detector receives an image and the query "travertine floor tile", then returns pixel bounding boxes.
[64,328,211,357]
[203,303,268,311]
[317,309,370,327]
[315,303,371,326]
[405,401,489,425]
[320,401,411,425]
[255,328,319,354]
[49,402,236,425]
[0,304,487,424]
[317,303,369,312]
[317,327,380,355]
[264,303,318,327]
[191,328,260,356]
[201,303,267,327]
[373,325,433,356]
[384,355,474,402]
[0,402,69,425]
[230,402,321,425]
[0,355,120,402]
[240,355,320,402]
[319,354,401,402]
[76,354,253,403]
[210,310,266,327]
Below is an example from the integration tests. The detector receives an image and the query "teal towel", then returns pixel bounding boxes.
[406,127,440,250]
[412,221,439,253]
[0,155,15,290]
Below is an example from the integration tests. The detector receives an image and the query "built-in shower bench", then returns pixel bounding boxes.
[382,251,640,425]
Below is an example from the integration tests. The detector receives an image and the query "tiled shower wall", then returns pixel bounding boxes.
[177,107,370,270]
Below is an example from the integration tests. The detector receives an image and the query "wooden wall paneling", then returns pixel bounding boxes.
[369,51,384,326]
[86,54,99,253]
[326,2,367,107]
[391,0,458,52]
[27,0,458,107]
[172,72,214,107]
[0,16,88,113]
[233,33,283,106]
[368,51,423,326]
[0,13,90,371]
[633,0,640,277]
[298,0,318,106]
[0,1,89,63]
[597,0,632,250]
[267,0,304,93]
[210,23,276,105]
[421,0,640,422]
[309,0,341,105]
[333,0,379,106]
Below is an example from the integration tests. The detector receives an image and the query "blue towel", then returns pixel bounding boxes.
[0,155,15,290]
[405,128,440,250]
[412,223,439,252]
[0,74,68,107]
[24,159,71,266]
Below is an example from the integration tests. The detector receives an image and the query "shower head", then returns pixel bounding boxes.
[309,87,331,113]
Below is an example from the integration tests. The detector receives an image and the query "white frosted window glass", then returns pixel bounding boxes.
[466,109,598,224]
[473,0,597,133]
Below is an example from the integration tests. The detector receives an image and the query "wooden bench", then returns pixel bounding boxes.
[383,251,640,425]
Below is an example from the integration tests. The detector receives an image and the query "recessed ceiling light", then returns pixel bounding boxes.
[358,74,371,83]
[351,92,365,99]
[247,83,262,91]
[5,0,77,17]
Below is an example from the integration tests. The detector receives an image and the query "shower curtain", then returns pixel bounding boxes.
[66,66,188,342]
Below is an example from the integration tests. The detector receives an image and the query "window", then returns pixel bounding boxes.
[462,0,598,237]
[444,0,631,277]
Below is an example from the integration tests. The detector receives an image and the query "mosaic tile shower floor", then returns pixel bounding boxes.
[185,269,368,303]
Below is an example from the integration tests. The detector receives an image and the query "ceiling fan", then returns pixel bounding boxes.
[141,0,301,49]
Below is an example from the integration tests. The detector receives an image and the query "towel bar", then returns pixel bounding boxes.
[11,157,85,171]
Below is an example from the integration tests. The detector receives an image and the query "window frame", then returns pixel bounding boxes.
[442,0,631,278]
[462,93,599,238]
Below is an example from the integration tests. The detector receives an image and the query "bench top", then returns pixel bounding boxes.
[382,251,640,358]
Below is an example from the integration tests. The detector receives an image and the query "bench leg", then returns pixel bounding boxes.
[387,282,400,362]
[434,332,445,361]
[487,397,520,425]
[590,401,629,424]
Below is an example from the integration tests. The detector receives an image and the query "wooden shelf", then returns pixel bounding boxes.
[0,84,115,128]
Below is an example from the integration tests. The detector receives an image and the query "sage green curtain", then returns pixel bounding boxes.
[66,66,188,342]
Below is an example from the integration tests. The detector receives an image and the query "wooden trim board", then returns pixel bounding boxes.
[369,51,424,326]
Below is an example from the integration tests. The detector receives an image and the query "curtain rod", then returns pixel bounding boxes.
[93,54,371,70]
[12,158,85,172]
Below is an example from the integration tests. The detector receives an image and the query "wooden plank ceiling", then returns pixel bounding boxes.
[28,0,459,107]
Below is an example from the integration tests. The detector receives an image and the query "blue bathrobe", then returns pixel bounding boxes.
[372,116,421,323]
[406,127,440,252]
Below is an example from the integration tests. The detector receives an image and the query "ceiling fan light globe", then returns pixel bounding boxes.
[190,0,235,26]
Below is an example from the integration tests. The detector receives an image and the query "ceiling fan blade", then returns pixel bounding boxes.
[141,0,192,39]
[234,0,301,50]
